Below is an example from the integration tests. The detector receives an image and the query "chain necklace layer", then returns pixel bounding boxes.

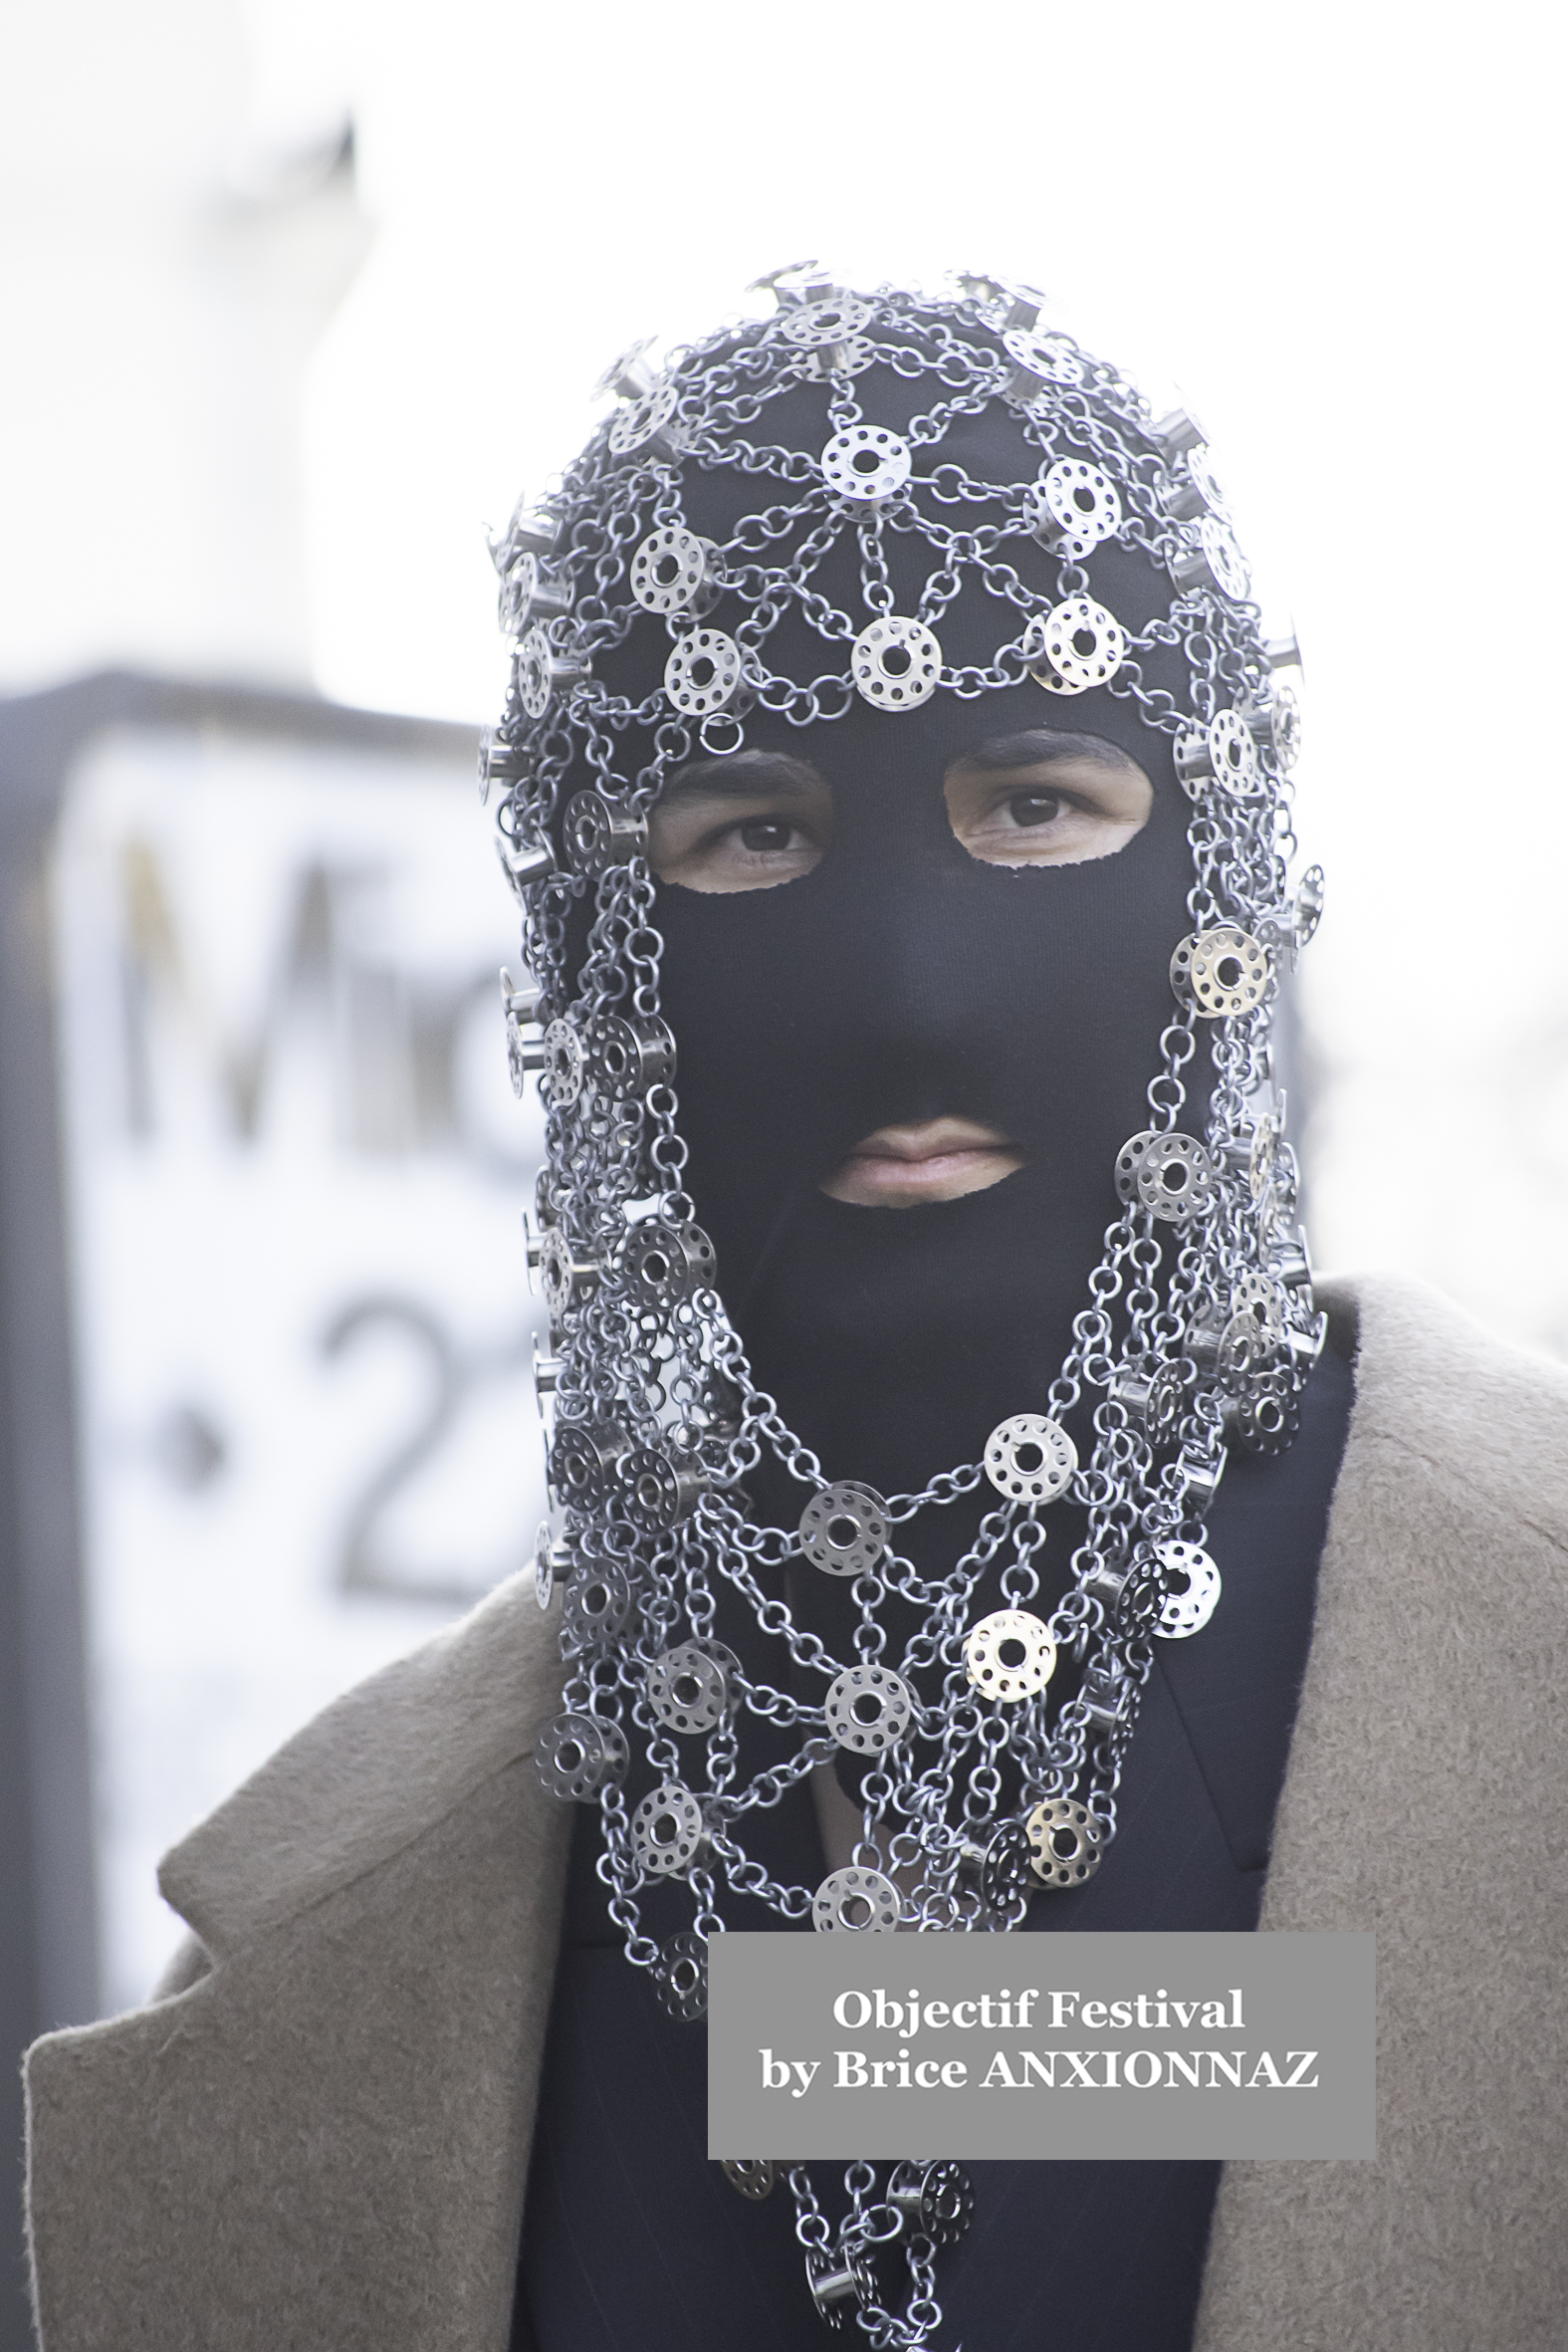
[487,274,1324,2346]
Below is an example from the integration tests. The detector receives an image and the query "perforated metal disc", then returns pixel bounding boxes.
[1182,926,1270,1018]
[1154,1540,1222,1637]
[778,293,876,347]
[655,1930,709,2021]
[821,424,912,503]
[1270,682,1303,769]
[1232,1268,1286,1336]
[1002,326,1082,387]
[723,2159,777,2201]
[1114,1129,1217,1223]
[1032,459,1122,557]
[533,1521,558,1611]
[621,1444,705,1534]
[562,1559,634,1642]
[631,527,721,616]
[889,2161,974,2246]
[664,627,744,716]
[1200,514,1250,598]
[799,1483,888,1577]
[825,1664,915,1755]
[608,378,681,455]
[963,1608,1057,1703]
[1294,863,1325,947]
[631,1782,707,1877]
[1144,1362,1188,1448]
[647,1639,736,1734]
[621,1222,716,1307]
[1029,595,1125,693]
[1025,1796,1106,1888]
[851,615,942,709]
[518,622,554,719]
[1207,710,1260,798]
[983,1413,1077,1503]
[811,1865,901,1933]
[534,1712,628,1801]
[541,1016,587,1105]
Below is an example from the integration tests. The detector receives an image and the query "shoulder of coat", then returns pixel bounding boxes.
[1323,1267,1568,1546]
[157,1569,566,1959]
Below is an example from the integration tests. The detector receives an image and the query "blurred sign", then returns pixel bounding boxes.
[50,703,545,2013]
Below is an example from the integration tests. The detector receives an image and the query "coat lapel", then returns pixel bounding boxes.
[26,1575,571,2352]
[1196,1276,1568,2349]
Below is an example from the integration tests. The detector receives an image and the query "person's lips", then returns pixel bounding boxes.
[819,1118,1025,1208]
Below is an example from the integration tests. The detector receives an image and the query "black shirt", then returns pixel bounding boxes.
[513,1341,1354,2351]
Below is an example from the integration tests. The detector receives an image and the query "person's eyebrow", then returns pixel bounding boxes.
[947,730,1137,774]
[659,751,827,804]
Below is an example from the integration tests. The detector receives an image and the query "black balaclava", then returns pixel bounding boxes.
[599,380,1200,1509]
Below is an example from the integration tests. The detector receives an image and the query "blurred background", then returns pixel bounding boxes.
[0,0,1563,2328]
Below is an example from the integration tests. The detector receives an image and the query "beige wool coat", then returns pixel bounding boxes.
[24,1274,1568,2349]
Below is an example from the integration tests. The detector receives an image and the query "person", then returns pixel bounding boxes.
[23,275,1568,2352]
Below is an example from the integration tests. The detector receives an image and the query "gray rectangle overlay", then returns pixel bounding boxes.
[709,1932,1375,2160]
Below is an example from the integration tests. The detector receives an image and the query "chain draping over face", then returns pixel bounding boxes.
[486,272,1324,2349]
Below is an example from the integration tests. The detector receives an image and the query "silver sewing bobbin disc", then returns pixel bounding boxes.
[607,378,681,456]
[722,2158,777,2201]
[1201,515,1250,597]
[654,1930,709,2021]
[1172,926,1270,1019]
[983,1412,1077,1503]
[534,1712,628,1802]
[824,1664,914,1756]
[1154,1540,1222,1638]
[647,1639,737,1735]
[812,1865,902,1933]
[664,627,745,717]
[777,293,876,348]
[630,526,723,616]
[562,1558,635,1643]
[889,2160,975,2246]
[1025,1797,1106,1888]
[631,1782,709,1878]
[820,424,912,503]
[541,1015,587,1107]
[1028,594,1126,694]
[1114,1129,1217,1223]
[798,1483,888,1577]
[963,1609,1057,1703]
[1029,458,1122,557]
[850,615,942,709]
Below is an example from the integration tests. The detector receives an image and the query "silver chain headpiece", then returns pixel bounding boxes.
[486,270,1324,2346]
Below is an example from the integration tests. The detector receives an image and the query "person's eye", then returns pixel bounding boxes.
[735,818,799,852]
[1005,792,1064,829]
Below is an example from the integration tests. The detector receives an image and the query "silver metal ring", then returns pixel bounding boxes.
[963,1608,1057,1702]
[983,1413,1077,1503]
